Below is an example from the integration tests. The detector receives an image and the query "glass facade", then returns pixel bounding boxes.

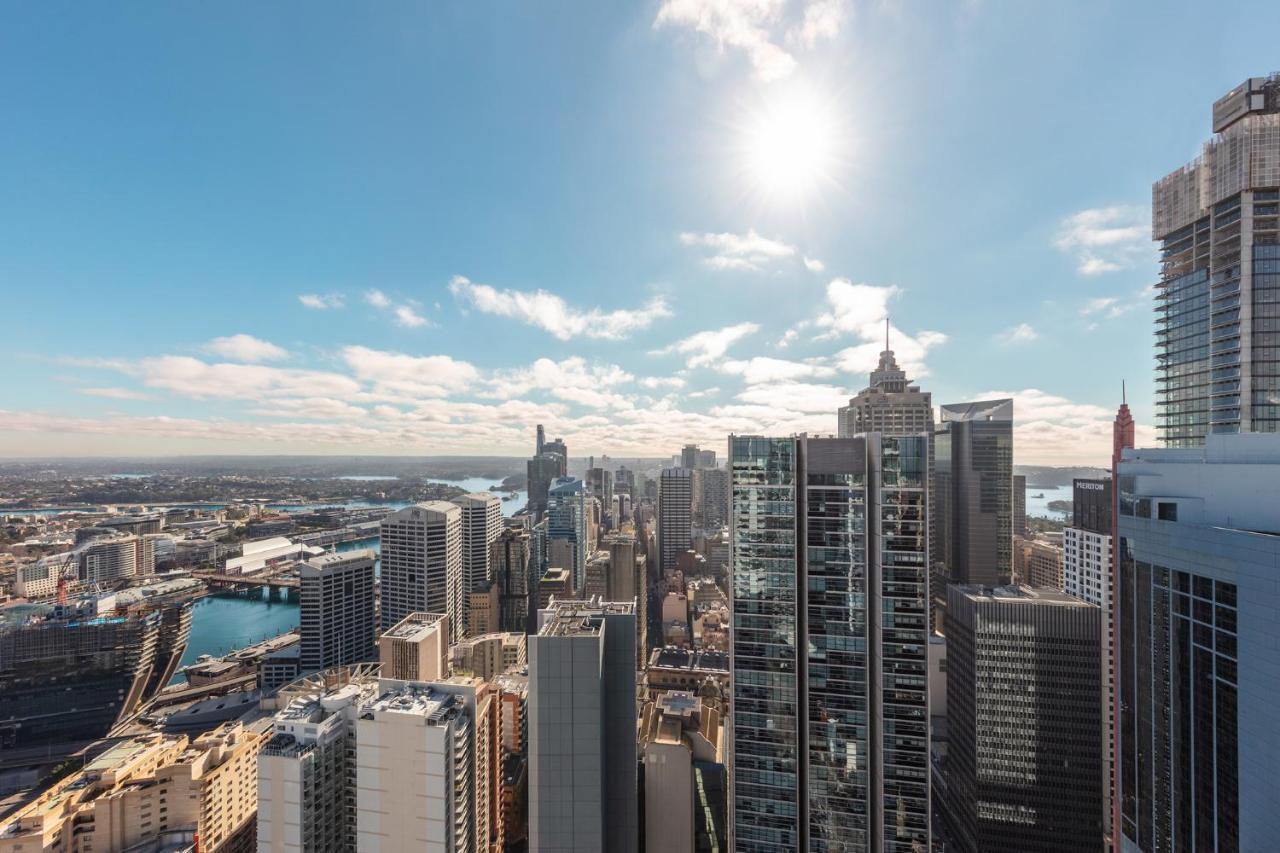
[729,434,930,852]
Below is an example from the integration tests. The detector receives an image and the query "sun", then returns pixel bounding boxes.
[739,83,846,205]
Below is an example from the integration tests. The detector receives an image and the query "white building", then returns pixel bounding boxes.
[452,492,503,637]
[380,503,463,638]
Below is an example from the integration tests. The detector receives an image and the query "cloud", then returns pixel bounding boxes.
[979,388,1158,466]
[652,322,761,368]
[639,376,687,390]
[394,305,429,328]
[998,323,1038,345]
[655,0,798,81]
[364,289,391,309]
[803,256,825,273]
[299,293,345,310]
[202,334,289,363]
[1054,206,1151,276]
[806,278,947,377]
[79,387,152,401]
[341,346,480,399]
[786,0,850,48]
[679,229,797,272]
[735,381,848,413]
[719,356,835,384]
[133,356,362,401]
[449,276,671,341]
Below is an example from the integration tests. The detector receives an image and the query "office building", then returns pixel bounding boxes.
[681,444,699,470]
[0,723,264,853]
[586,467,613,525]
[1013,473,1027,537]
[945,586,1104,852]
[528,598,637,853]
[692,467,730,530]
[728,433,930,852]
[1116,432,1280,851]
[469,582,501,635]
[543,437,568,472]
[379,611,449,682]
[1152,74,1280,446]
[546,477,588,592]
[380,502,463,639]
[451,631,527,679]
[453,492,503,636]
[527,454,562,518]
[658,468,693,576]
[837,334,934,439]
[299,549,377,674]
[492,526,534,634]
[1062,477,1116,839]
[537,566,571,609]
[639,691,727,853]
[934,399,1014,594]
[1025,536,1063,588]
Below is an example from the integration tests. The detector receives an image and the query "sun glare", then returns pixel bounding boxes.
[740,83,846,205]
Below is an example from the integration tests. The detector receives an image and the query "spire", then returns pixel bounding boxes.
[885,315,891,352]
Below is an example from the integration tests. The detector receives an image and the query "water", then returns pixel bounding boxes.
[335,475,399,481]
[172,593,299,684]
[1025,484,1070,521]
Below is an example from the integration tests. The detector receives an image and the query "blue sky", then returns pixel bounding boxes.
[1,0,1276,463]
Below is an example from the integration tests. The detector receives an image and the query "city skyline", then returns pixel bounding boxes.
[6,3,1280,464]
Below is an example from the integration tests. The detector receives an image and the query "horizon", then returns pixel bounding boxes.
[5,3,1279,463]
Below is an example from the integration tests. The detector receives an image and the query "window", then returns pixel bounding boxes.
[1158,502,1178,522]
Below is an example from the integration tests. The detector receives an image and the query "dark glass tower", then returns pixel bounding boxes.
[728,433,930,852]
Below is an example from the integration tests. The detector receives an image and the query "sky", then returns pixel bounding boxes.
[2,1,1278,464]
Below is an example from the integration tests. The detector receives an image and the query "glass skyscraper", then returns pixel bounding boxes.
[729,433,930,852]
[1153,74,1280,446]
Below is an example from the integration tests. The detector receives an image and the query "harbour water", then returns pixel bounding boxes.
[1025,484,1070,521]
[172,592,299,684]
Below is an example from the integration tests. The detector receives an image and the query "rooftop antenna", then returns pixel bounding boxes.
[885,316,890,351]
[1122,380,1127,405]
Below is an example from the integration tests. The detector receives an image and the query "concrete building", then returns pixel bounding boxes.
[298,549,377,674]
[934,399,1014,606]
[527,454,563,518]
[528,598,637,853]
[378,612,449,682]
[380,502,463,640]
[657,468,692,577]
[837,336,934,439]
[452,492,503,636]
[644,648,730,707]
[1116,432,1280,851]
[1152,74,1280,446]
[546,477,588,593]
[728,433,930,852]
[0,723,264,853]
[469,581,501,636]
[537,566,571,610]
[451,632,527,680]
[691,467,729,530]
[945,586,1104,853]
[1025,536,1063,589]
[1013,473,1027,537]
[639,691,726,853]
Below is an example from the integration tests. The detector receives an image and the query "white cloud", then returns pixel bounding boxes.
[655,0,798,81]
[998,323,1038,345]
[394,305,429,328]
[803,256,825,273]
[1055,205,1151,276]
[449,275,671,341]
[809,278,947,377]
[679,228,797,272]
[202,334,289,363]
[341,346,480,399]
[365,289,391,309]
[639,376,687,390]
[248,397,369,420]
[299,293,345,310]
[652,322,761,368]
[79,387,152,401]
[786,0,850,47]
[736,381,848,413]
[133,356,362,401]
[979,388,1158,465]
[719,356,835,384]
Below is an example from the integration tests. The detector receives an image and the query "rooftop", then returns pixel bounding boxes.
[538,597,633,637]
[951,584,1092,607]
[368,683,460,724]
[382,611,448,640]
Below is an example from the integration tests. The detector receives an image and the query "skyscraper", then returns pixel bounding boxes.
[945,585,1104,853]
[692,466,729,530]
[378,611,449,682]
[299,549,377,674]
[491,526,534,634]
[546,477,588,592]
[658,467,692,576]
[1116,432,1280,851]
[837,331,934,439]
[933,399,1014,592]
[728,433,930,852]
[380,502,463,638]
[681,444,699,470]
[1013,473,1027,538]
[528,598,638,853]
[453,492,503,636]
[1152,74,1280,446]
[527,453,562,518]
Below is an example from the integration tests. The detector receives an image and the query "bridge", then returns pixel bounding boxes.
[191,570,299,591]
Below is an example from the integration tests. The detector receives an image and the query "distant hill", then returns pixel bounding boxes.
[1014,465,1109,488]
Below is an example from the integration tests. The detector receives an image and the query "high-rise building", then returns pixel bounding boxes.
[837,336,934,439]
[696,449,717,469]
[1013,473,1027,537]
[1062,477,1115,838]
[933,399,1014,593]
[639,691,727,853]
[945,585,1104,853]
[380,502,464,639]
[1152,74,1280,446]
[378,611,449,682]
[491,526,534,634]
[451,631,527,679]
[1025,536,1063,588]
[692,467,729,530]
[586,467,613,526]
[547,477,588,592]
[527,454,562,517]
[658,468,693,576]
[537,566,571,609]
[728,433,930,852]
[681,444,699,470]
[528,598,637,853]
[536,423,546,456]
[543,437,568,473]
[299,549,377,674]
[1116,432,1280,850]
[453,492,503,636]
